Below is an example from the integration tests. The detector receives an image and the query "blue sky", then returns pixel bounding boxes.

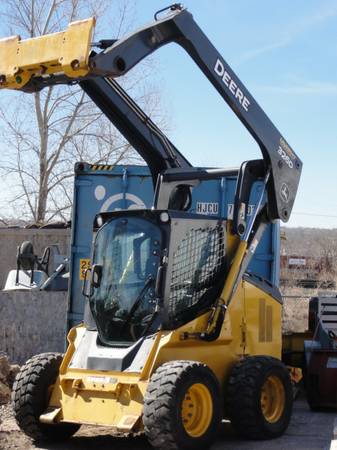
[0,1,336,228]
[132,0,337,228]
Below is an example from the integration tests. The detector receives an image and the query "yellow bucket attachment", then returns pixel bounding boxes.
[0,17,95,90]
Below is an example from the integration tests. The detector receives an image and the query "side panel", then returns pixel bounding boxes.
[67,164,280,329]
[244,282,282,360]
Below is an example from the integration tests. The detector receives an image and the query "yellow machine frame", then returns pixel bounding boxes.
[42,261,282,431]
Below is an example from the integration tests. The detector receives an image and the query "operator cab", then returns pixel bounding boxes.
[86,209,226,346]
[85,162,271,347]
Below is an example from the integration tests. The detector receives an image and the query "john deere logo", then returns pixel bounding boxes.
[280,183,290,203]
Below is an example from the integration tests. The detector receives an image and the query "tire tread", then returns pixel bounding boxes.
[143,360,219,450]
[227,356,292,440]
[12,352,79,442]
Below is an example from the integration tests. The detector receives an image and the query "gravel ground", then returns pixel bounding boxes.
[0,398,335,450]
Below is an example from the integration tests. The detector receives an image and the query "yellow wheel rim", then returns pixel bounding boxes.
[260,375,285,423]
[181,383,213,437]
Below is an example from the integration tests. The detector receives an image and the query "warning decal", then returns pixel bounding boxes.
[79,258,91,280]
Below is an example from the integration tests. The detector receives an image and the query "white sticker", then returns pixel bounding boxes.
[86,376,117,384]
[227,204,255,220]
[196,202,219,215]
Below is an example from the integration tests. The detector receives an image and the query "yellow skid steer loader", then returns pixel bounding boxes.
[1,4,302,449]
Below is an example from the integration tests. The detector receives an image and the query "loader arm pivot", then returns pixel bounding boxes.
[0,5,302,221]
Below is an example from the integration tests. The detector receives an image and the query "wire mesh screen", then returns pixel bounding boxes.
[168,224,226,319]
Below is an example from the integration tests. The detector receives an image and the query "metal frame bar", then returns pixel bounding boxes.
[80,77,191,182]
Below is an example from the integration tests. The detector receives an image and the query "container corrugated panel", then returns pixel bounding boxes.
[67,163,279,329]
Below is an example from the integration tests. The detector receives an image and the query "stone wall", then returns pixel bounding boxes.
[0,228,70,289]
[0,291,68,364]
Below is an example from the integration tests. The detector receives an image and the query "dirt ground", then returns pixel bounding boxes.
[0,397,335,450]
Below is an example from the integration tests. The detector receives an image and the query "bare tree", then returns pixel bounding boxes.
[0,0,164,224]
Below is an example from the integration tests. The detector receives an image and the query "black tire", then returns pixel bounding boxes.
[143,360,221,450]
[227,356,293,439]
[12,352,80,442]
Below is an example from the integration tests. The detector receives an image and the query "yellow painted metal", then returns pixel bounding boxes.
[47,365,147,428]
[220,239,247,305]
[0,17,95,90]
[260,375,285,423]
[225,220,240,261]
[150,283,281,384]
[244,282,282,359]
[181,383,213,437]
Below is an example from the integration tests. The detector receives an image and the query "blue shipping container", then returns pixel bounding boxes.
[67,163,280,329]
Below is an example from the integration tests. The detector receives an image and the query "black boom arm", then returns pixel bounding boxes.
[80,76,191,183]
[89,6,302,221]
